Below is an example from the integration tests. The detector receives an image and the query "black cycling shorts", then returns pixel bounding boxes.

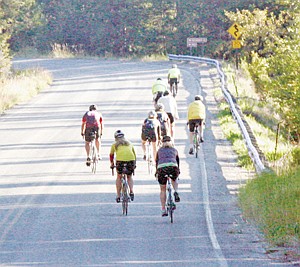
[188,119,203,132]
[85,127,100,142]
[157,166,179,185]
[116,161,135,175]
[169,78,178,85]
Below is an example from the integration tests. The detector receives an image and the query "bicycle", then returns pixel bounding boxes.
[88,131,98,173]
[112,164,131,216]
[146,138,154,175]
[165,174,176,223]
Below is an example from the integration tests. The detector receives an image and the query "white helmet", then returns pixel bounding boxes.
[148,110,156,118]
[172,64,177,68]
[114,130,124,139]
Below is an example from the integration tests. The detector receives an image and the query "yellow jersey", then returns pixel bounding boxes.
[152,80,167,94]
[187,100,206,120]
[110,143,136,161]
[168,68,181,79]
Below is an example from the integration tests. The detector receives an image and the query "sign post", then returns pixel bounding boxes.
[227,23,242,69]
[187,37,207,56]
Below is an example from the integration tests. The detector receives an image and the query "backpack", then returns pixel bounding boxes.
[156,112,167,136]
[142,118,155,137]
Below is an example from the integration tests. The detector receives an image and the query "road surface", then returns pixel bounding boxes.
[0,58,290,266]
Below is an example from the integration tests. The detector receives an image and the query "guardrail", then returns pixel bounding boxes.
[168,54,266,173]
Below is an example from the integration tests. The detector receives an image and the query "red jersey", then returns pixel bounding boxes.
[82,111,102,128]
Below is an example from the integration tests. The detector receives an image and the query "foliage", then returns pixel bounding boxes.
[2,0,300,139]
[225,2,300,141]
[0,0,42,76]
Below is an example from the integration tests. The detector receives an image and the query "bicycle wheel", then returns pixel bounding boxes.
[91,144,97,173]
[147,142,153,175]
[166,185,174,223]
[167,199,174,223]
[172,84,176,97]
[121,179,129,215]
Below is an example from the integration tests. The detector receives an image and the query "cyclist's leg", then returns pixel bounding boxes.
[85,141,90,157]
[84,128,91,157]
[141,135,147,159]
[188,120,195,153]
[151,140,157,161]
[116,173,122,199]
[115,162,123,201]
[199,119,204,142]
[159,184,167,209]
[126,174,133,193]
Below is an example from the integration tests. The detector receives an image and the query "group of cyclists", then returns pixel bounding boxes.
[81,63,206,217]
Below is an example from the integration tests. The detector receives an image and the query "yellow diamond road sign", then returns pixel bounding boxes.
[228,23,242,39]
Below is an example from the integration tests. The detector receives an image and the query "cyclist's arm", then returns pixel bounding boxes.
[176,154,180,167]
[157,124,161,141]
[81,122,86,136]
[109,145,115,167]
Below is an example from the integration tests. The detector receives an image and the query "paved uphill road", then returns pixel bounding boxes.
[0,58,291,266]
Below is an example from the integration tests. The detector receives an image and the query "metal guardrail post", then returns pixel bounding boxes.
[168,54,266,173]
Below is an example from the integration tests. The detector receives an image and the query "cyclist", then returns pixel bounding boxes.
[81,104,103,166]
[155,135,180,217]
[155,103,170,137]
[141,110,161,161]
[110,130,136,203]
[187,95,206,155]
[167,64,181,95]
[152,78,167,104]
[157,90,179,140]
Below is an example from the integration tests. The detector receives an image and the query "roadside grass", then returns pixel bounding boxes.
[217,103,254,169]
[215,61,300,251]
[239,167,300,247]
[0,68,52,114]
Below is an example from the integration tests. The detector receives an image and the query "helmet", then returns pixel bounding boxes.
[195,95,203,101]
[148,110,156,118]
[155,103,164,111]
[162,135,172,142]
[172,64,177,68]
[89,104,97,111]
[157,78,162,80]
[114,130,124,139]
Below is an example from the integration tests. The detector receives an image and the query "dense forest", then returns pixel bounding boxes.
[0,0,299,140]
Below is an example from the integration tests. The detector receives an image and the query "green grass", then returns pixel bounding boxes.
[219,61,300,252]
[217,103,255,170]
[239,168,300,246]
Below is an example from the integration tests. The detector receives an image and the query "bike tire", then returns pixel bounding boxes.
[147,142,153,175]
[91,145,97,173]
[121,179,129,216]
[172,84,176,98]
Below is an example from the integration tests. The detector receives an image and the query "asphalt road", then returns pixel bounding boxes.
[0,58,291,266]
